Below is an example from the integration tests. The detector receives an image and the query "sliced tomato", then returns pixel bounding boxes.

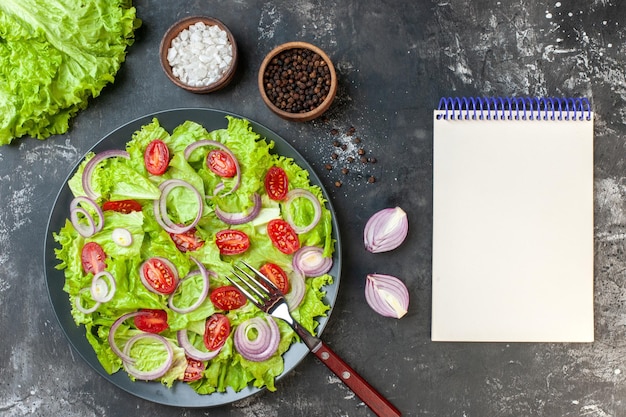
[210,286,246,311]
[134,309,169,333]
[203,313,231,351]
[215,229,250,255]
[81,242,107,274]
[264,166,289,201]
[140,257,178,295]
[102,199,142,213]
[259,263,290,294]
[183,357,205,382]
[169,227,205,252]
[267,219,300,254]
[144,139,170,175]
[207,149,237,178]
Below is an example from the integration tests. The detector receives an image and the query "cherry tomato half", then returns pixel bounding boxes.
[81,242,107,274]
[144,139,170,175]
[169,227,205,252]
[215,230,250,255]
[207,149,237,178]
[203,313,231,351]
[264,166,289,201]
[140,257,178,295]
[183,357,206,382]
[102,199,142,214]
[210,286,246,311]
[134,309,169,333]
[259,263,290,294]
[267,219,300,254]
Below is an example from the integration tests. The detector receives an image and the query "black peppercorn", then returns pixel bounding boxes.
[263,47,332,114]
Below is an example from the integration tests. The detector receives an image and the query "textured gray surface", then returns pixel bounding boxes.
[1,1,625,416]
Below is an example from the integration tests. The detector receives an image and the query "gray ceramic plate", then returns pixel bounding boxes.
[43,108,341,407]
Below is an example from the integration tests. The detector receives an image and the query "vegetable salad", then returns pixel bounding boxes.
[53,116,335,394]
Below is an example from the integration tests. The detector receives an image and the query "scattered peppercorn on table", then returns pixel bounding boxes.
[3,1,625,417]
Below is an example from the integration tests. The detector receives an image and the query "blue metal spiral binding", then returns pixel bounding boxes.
[435,96,592,121]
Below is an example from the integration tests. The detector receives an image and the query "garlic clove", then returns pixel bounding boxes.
[363,207,408,253]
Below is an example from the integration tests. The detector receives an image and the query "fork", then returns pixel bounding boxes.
[228,261,402,417]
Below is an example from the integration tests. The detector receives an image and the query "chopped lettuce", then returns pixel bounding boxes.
[0,0,140,145]
[54,116,335,394]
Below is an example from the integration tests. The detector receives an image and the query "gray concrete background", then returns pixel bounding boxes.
[2,1,626,416]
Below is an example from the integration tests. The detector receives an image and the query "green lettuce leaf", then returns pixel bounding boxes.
[0,0,140,145]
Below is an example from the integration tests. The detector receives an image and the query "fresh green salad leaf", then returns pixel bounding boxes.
[0,0,140,145]
[53,116,336,394]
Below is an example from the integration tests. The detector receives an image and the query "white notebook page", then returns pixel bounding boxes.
[432,109,594,342]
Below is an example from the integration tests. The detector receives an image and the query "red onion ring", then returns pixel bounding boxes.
[74,288,101,314]
[82,150,130,200]
[168,257,213,314]
[364,273,409,319]
[234,316,280,362]
[283,189,322,234]
[176,329,221,361]
[69,196,104,237]
[214,192,261,225]
[292,246,332,277]
[183,140,241,196]
[122,333,174,380]
[153,179,204,234]
[284,268,306,311]
[108,311,149,363]
[91,270,116,303]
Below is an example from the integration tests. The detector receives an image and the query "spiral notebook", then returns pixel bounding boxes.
[432,97,594,342]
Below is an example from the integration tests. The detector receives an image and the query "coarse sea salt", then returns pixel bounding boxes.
[167,22,233,88]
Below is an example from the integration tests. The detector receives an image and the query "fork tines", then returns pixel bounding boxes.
[227,261,281,309]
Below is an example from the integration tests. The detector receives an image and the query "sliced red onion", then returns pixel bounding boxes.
[282,189,322,234]
[184,140,241,196]
[82,150,130,200]
[284,268,306,311]
[69,196,104,237]
[365,274,409,319]
[108,311,149,363]
[139,257,179,295]
[90,270,116,303]
[168,257,213,314]
[363,207,409,253]
[177,329,221,361]
[153,179,204,234]
[111,227,133,247]
[234,316,280,362]
[292,246,332,277]
[214,192,262,225]
[122,333,174,380]
[75,288,101,314]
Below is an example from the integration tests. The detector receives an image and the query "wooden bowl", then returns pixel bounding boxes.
[160,16,238,93]
[258,41,337,122]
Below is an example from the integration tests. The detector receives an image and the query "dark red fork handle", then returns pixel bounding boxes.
[312,341,402,417]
